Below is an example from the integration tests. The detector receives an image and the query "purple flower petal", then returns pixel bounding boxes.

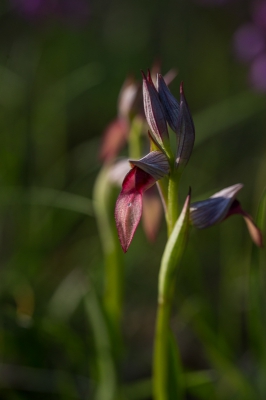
[142,70,169,152]
[129,151,169,180]
[190,184,243,228]
[175,83,195,168]
[157,74,180,133]
[190,184,263,247]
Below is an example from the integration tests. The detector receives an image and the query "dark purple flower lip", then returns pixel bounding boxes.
[115,166,157,252]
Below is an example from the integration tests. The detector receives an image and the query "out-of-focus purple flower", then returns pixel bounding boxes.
[249,53,266,92]
[232,1,266,92]
[233,23,266,63]
[11,0,90,25]
[193,0,233,6]
[252,1,266,31]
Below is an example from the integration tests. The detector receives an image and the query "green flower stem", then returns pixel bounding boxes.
[153,190,191,400]
[167,170,180,236]
[93,167,123,342]
[128,116,143,159]
[153,281,177,400]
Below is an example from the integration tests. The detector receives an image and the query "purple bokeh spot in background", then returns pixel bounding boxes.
[249,53,266,92]
[233,23,266,62]
[11,0,90,25]
[193,0,234,6]
[12,0,52,17]
[252,1,266,32]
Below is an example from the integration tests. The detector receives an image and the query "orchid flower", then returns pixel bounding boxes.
[100,65,177,163]
[115,70,263,252]
[115,71,195,252]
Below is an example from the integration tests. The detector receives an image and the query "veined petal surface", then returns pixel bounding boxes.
[190,184,243,228]
[129,151,169,181]
[142,71,169,149]
[176,83,195,168]
[115,166,157,252]
[157,74,179,133]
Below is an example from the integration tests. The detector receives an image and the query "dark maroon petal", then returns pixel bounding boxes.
[142,71,169,150]
[115,188,142,253]
[226,200,263,247]
[121,166,156,194]
[115,166,157,252]
[175,82,195,168]
[157,74,179,133]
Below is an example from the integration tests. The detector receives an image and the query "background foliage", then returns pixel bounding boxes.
[0,0,265,399]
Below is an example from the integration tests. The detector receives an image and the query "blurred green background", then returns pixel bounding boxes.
[0,0,265,399]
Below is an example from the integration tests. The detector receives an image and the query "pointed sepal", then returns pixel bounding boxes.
[142,70,169,152]
[190,183,263,247]
[157,74,179,133]
[175,82,195,168]
[190,184,243,228]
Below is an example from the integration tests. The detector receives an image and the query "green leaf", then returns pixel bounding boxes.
[159,188,191,301]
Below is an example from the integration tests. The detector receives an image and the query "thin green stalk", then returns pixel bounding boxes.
[153,302,172,400]
[85,286,117,400]
[167,170,180,236]
[153,282,177,400]
[153,190,190,400]
[128,116,143,159]
[93,167,123,341]
[248,188,266,396]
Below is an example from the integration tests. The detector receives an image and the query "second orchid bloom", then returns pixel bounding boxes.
[115,70,263,252]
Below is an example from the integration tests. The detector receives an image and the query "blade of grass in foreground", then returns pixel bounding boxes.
[85,284,118,400]
[248,187,266,396]
[180,297,258,399]
[194,90,265,147]
[0,187,94,216]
